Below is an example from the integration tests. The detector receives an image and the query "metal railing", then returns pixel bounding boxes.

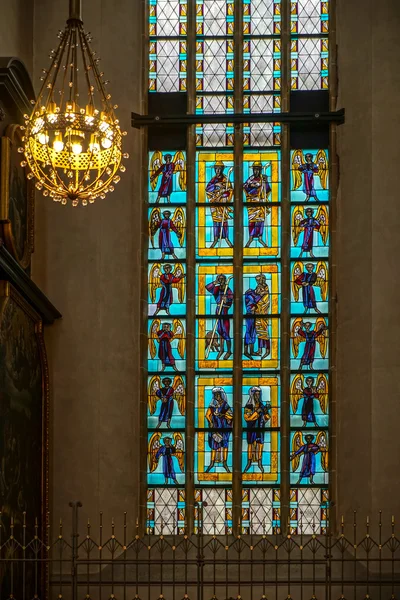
[1,503,400,599]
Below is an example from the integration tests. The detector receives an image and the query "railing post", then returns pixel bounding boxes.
[195,501,205,600]
[69,501,82,600]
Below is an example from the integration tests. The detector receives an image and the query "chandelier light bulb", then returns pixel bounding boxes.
[22,0,126,206]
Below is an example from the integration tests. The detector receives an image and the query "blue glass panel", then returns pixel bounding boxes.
[290,260,328,315]
[242,316,280,370]
[290,149,329,203]
[289,430,328,486]
[290,204,329,259]
[243,263,281,315]
[147,432,186,486]
[148,317,186,373]
[289,372,329,429]
[290,316,328,371]
[195,375,233,429]
[242,376,280,428]
[241,431,280,484]
[195,432,233,485]
[147,374,186,430]
[196,265,234,315]
[148,151,187,204]
[196,318,234,370]
[148,206,186,262]
[148,262,186,316]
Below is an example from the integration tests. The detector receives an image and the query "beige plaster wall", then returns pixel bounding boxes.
[336,0,400,521]
[0,0,34,74]
[31,0,143,525]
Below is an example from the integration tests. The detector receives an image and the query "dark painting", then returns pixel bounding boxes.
[0,282,47,596]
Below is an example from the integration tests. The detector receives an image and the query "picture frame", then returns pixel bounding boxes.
[0,124,34,269]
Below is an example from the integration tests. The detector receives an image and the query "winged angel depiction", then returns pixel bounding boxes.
[148,432,184,484]
[291,317,328,370]
[150,151,186,203]
[149,207,185,260]
[290,430,328,484]
[292,149,328,202]
[148,374,185,429]
[149,319,185,371]
[290,373,328,427]
[292,205,329,258]
[150,263,185,315]
[292,261,328,314]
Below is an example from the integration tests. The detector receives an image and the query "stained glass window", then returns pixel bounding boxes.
[145,0,333,535]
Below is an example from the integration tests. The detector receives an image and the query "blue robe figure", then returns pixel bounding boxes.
[155,437,179,484]
[299,208,321,257]
[206,274,233,360]
[243,387,271,473]
[290,434,320,484]
[299,154,319,201]
[205,387,233,473]
[156,377,175,428]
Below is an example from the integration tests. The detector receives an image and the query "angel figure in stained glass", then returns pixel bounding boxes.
[291,374,328,427]
[148,375,185,429]
[244,274,270,360]
[292,261,328,314]
[149,432,184,484]
[292,150,328,202]
[292,205,328,258]
[150,151,186,203]
[205,273,234,360]
[292,317,327,370]
[205,387,233,473]
[206,161,234,248]
[150,263,185,315]
[290,431,328,484]
[243,387,271,473]
[244,161,272,248]
[149,319,185,371]
[149,207,185,260]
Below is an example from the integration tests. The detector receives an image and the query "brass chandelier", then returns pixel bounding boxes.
[20,0,128,206]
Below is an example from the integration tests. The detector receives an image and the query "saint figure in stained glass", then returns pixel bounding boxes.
[292,317,327,370]
[149,319,185,371]
[150,208,185,260]
[243,161,271,248]
[244,274,270,360]
[290,431,328,484]
[150,263,186,315]
[205,387,233,473]
[243,387,271,474]
[292,262,328,314]
[148,375,186,428]
[290,374,328,427]
[292,149,328,201]
[150,151,186,203]
[205,161,234,249]
[292,206,328,258]
[205,274,234,360]
[149,432,185,485]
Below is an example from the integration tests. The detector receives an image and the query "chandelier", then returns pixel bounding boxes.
[20,0,128,206]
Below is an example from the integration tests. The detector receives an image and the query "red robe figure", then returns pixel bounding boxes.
[205,274,233,360]
[243,161,271,248]
[151,154,176,203]
[294,263,321,313]
[298,153,319,202]
[299,208,321,258]
[298,321,326,370]
[157,323,178,371]
[154,264,185,315]
[156,377,175,428]
[290,434,320,484]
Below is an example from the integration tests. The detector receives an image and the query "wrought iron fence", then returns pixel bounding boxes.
[1,503,400,600]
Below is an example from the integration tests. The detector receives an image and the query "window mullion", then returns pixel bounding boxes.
[232,0,244,535]
[279,0,292,535]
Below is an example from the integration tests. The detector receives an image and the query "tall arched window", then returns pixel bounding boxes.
[142,0,336,535]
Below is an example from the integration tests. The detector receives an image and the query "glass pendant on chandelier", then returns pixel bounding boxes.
[20,0,128,206]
